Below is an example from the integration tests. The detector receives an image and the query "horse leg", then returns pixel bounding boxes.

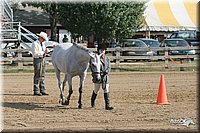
[62,74,68,94]
[78,73,86,109]
[65,76,73,105]
[55,68,64,104]
[60,74,68,105]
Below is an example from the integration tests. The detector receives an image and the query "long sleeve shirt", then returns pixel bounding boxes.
[100,55,111,73]
[31,40,46,58]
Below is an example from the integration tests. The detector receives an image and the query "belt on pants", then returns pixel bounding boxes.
[34,57,44,59]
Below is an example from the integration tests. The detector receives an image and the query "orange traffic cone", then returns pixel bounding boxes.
[156,74,170,105]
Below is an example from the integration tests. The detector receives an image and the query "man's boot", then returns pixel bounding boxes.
[34,84,42,96]
[104,92,114,110]
[91,91,97,108]
[39,81,48,95]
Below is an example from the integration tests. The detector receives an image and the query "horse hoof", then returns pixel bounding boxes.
[78,104,82,109]
[61,102,66,105]
[61,101,68,105]
[65,100,69,105]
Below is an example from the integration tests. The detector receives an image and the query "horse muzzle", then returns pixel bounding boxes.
[92,73,101,83]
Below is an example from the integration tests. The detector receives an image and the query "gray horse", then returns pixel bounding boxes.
[51,43,101,108]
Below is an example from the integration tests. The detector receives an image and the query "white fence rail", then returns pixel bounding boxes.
[1,21,37,43]
[1,0,13,22]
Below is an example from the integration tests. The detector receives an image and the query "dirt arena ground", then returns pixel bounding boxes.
[1,72,198,132]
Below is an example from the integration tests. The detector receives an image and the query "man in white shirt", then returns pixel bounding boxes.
[31,31,49,96]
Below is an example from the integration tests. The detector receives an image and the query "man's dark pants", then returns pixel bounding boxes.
[33,58,46,94]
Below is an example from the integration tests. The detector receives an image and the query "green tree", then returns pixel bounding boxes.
[58,1,145,45]
[21,0,58,41]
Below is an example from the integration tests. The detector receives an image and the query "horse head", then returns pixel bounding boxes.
[89,52,101,83]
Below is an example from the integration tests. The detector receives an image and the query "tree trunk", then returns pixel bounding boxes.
[49,3,57,41]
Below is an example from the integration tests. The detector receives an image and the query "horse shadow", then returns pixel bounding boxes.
[3,93,33,96]
[3,102,42,110]
[2,93,92,110]
[2,102,70,111]
[2,102,90,111]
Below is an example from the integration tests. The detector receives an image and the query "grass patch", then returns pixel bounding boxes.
[111,68,166,72]
[2,69,33,73]
[2,65,197,73]
[2,69,56,73]
[2,67,196,73]
[111,67,197,72]
[46,69,55,73]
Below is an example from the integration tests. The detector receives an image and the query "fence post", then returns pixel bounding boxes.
[180,59,184,71]
[164,48,169,69]
[115,46,121,68]
[18,22,21,41]
[17,42,23,71]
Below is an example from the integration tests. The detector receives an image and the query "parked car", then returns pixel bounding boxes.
[139,38,160,55]
[1,43,15,57]
[1,43,31,57]
[158,39,195,55]
[121,39,153,56]
[169,30,200,46]
[21,33,38,43]
[20,43,32,57]
[169,30,196,39]
[1,41,57,58]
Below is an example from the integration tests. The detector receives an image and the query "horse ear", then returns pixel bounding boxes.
[88,52,95,58]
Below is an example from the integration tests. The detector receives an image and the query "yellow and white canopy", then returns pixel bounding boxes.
[142,0,199,31]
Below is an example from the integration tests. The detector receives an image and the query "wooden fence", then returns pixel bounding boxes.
[1,46,199,70]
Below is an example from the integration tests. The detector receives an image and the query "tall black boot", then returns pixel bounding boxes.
[104,93,114,110]
[91,91,97,108]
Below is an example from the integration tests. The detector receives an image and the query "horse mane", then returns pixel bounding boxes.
[73,43,90,52]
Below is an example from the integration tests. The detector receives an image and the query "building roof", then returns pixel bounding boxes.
[13,5,61,27]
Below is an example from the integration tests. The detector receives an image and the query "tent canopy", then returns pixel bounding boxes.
[140,0,199,31]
